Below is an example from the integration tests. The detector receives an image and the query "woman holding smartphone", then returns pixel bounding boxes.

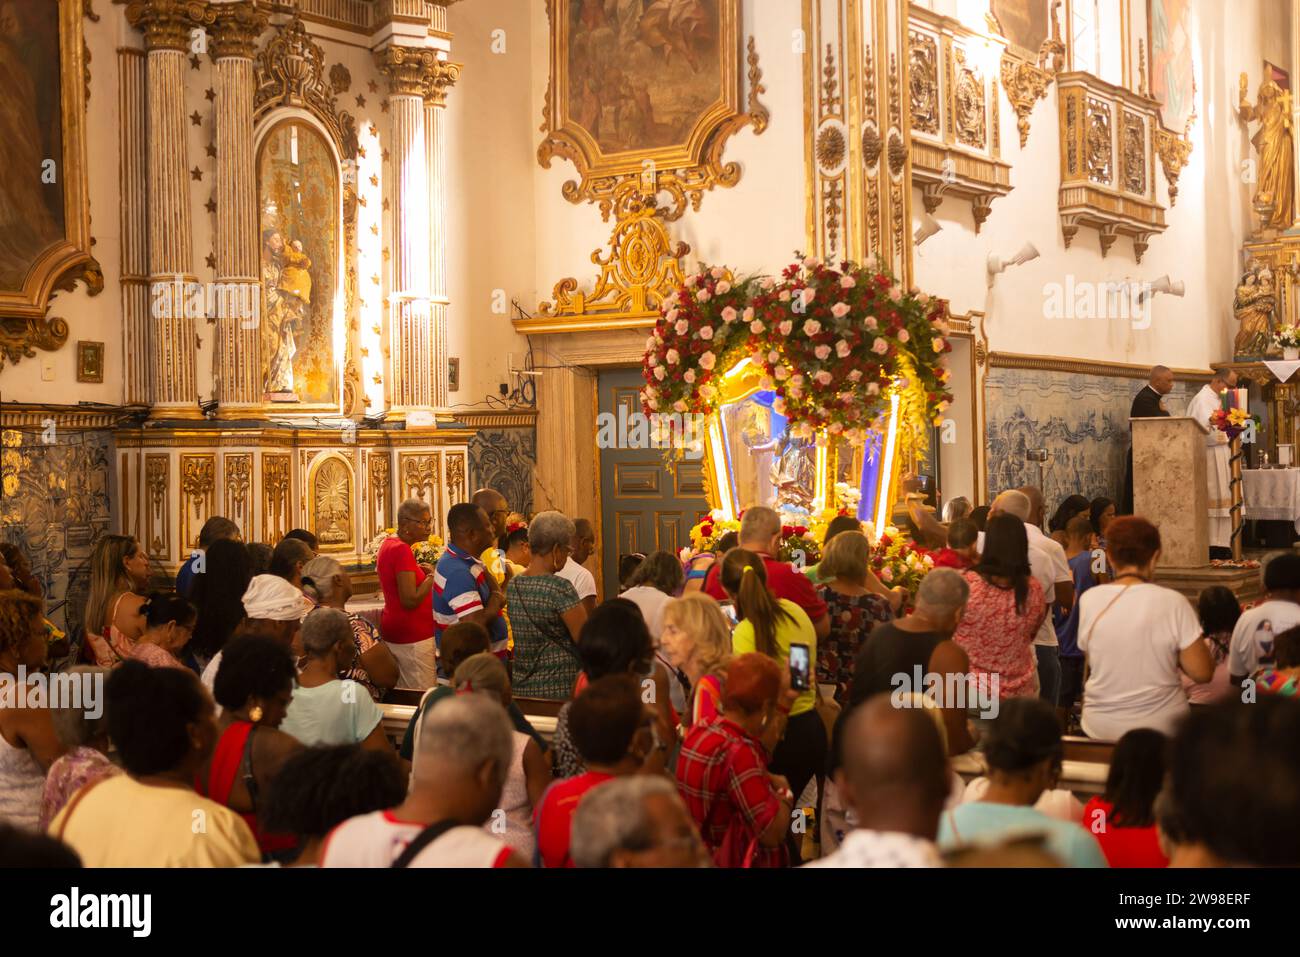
[719,549,826,862]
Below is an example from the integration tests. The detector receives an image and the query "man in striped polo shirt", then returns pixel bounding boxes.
[433,503,509,661]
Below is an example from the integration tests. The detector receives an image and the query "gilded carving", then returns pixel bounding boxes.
[375,45,441,98]
[329,62,351,94]
[253,10,359,161]
[446,453,466,505]
[1122,111,1146,195]
[953,48,986,150]
[180,454,216,551]
[823,180,843,256]
[209,1,268,60]
[311,456,353,550]
[1085,98,1111,184]
[529,187,690,332]
[887,131,907,179]
[369,452,391,538]
[1066,92,1078,175]
[125,0,214,52]
[816,122,847,173]
[862,124,883,168]
[998,33,1064,149]
[224,453,252,534]
[145,454,169,559]
[537,0,769,222]
[262,453,291,543]
[909,32,939,135]
[1155,126,1194,206]
[822,44,841,115]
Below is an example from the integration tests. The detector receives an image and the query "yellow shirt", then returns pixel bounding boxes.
[731,598,818,716]
[480,547,516,650]
[51,775,260,867]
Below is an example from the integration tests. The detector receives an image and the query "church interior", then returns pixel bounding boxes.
[2,0,1300,878]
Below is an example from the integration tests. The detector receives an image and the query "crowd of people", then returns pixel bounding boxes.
[0,481,1297,870]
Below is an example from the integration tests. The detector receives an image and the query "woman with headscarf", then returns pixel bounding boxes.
[200,574,313,698]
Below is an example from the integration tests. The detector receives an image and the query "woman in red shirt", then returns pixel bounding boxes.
[1081,728,1169,868]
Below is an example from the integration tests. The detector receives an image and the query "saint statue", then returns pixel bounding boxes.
[769,427,816,512]
[1233,261,1277,359]
[1240,73,1295,230]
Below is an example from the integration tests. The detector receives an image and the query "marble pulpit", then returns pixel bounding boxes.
[1132,416,1208,568]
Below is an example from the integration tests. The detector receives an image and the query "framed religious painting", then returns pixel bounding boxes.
[1147,0,1196,133]
[989,0,1052,59]
[537,0,767,221]
[0,0,96,367]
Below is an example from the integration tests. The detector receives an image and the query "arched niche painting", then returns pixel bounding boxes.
[256,119,339,407]
[310,455,353,552]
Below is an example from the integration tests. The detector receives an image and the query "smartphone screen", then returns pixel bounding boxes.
[718,601,739,628]
[789,643,810,692]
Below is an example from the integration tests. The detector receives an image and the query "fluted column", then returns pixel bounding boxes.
[127,0,212,419]
[118,47,150,407]
[424,59,460,411]
[377,46,437,425]
[211,2,267,419]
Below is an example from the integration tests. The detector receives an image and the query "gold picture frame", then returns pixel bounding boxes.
[537,0,768,222]
[76,340,103,383]
[0,0,98,368]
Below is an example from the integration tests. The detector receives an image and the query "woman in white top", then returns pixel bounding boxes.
[1076,517,1214,740]
[0,590,63,832]
[452,653,549,860]
[620,551,688,715]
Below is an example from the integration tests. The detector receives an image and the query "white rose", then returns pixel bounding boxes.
[645,336,656,351]
[654,365,666,381]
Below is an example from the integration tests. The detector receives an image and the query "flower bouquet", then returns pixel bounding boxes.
[1209,406,1260,442]
[869,528,934,606]
[1274,325,1300,359]
[412,533,446,566]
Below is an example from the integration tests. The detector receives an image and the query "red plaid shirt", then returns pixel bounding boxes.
[674,717,787,867]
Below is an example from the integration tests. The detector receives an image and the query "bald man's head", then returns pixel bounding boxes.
[472,488,509,537]
[838,696,950,839]
[1150,365,1174,395]
[1017,486,1044,525]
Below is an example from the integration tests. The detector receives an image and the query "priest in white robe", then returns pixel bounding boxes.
[1185,370,1238,554]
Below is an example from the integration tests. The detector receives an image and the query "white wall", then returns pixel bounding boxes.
[913,0,1282,371]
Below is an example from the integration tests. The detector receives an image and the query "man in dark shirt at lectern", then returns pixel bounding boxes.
[1123,365,1174,514]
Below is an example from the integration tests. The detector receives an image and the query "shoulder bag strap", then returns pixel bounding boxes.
[54,775,111,844]
[392,820,460,868]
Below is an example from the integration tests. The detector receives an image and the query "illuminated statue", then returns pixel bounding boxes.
[1233,261,1277,358]
[1240,73,1295,229]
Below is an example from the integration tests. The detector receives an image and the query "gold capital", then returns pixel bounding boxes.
[125,0,216,53]
[210,1,268,61]
[375,45,458,101]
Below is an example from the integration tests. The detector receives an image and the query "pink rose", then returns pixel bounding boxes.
[673,400,688,413]
[750,320,765,334]
[645,336,656,351]
[815,345,831,360]
[699,325,714,340]
[743,306,755,322]
[711,266,725,280]
[700,351,717,371]
[800,287,817,307]
[760,276,776,291]
[836,340,851,358]
[773,397,787,414]
[779,289,792,302]
[675,319,689,336]
[653,366,666,381]
[721,306,737,323]
[791,373,805,387]
[775,366,790,380]
[831,302,851,318]
[864,316,878,330]
[898,329,910,343]
[700,384,717,401]
[815,370,833,386]
[888,285,902,303]
[697,290,712,302]
[648,355,658,367]
[829,422,843,434]
[665,308,679,323]
[871,338,888,355]
[803,319,822,336]
[864,254,879,270]
[880,566,894,582]
[666,349,680,364]
[716,280,732,294]
[779,320,793,336]
[848,369,862,382]
[683,369,696,384]
[768,350,781,364]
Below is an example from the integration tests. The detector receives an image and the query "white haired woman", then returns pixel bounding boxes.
[504,511,588,699]
[302,556,399,701]
[280,608,394,754]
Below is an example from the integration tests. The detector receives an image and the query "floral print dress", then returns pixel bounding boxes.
[817,587,894,704]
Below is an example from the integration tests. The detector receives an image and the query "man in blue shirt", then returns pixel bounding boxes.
[175,515,241,598]
[1053,515,1098,726]
[433,503,508,659]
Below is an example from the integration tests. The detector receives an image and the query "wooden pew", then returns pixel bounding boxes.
[951,735,1113,796]
[380,693,563,749]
